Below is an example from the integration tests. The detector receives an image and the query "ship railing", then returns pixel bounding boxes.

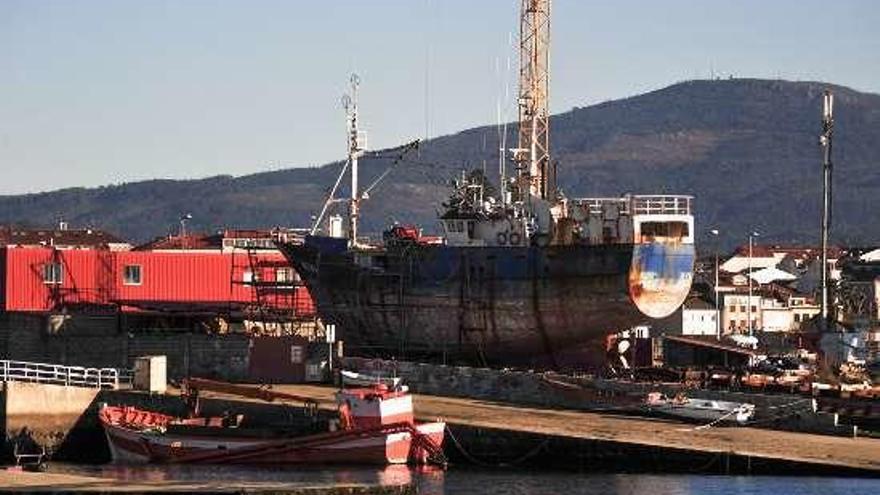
[572,197,631,214]
[572,195,693,216]
[630,195,693,216]
[0,359,124,389]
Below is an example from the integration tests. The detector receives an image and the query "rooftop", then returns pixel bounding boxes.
[0,225,128,249]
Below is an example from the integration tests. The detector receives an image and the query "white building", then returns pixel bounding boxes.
[681,298,718,336]
[760,298,794,332]
[720,292,819,334]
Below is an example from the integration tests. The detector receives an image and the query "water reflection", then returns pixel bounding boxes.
[49,463,879,495]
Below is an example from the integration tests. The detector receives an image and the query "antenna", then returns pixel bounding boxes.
[819,89,834,331]
[310,74,364,239]
[344,73,364,246]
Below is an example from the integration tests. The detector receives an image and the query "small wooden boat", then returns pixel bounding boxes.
[341,370,402,389]
[645,392,755,426]
[99,384,444,466]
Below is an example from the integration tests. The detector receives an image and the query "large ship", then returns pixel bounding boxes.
[277,0,695,368]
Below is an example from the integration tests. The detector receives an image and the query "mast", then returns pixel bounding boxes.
[514,0,553,201]
[343,73,364,246]
[819,89,834,331]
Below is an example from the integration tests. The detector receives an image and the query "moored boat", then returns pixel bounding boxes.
[645,392,756,426]
[99,384,445,465]
[341,370,403,389]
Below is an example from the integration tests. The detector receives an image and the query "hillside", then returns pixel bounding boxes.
[2,78,879,248]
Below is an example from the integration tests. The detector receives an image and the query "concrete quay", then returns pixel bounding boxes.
[195,384,880,475]
[3,374,878,476]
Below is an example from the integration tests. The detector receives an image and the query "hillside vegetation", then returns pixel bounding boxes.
[2,78,878,248]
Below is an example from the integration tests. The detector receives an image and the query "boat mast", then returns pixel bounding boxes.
[514,0,553,201]
[343,73,364,246]
[819,89,834,331]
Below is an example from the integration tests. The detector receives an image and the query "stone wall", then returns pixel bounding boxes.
[0,311,253,381]
[0,313,49,362]
[342,357,841,435]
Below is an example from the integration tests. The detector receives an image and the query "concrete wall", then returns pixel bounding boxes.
[1,381,99,458]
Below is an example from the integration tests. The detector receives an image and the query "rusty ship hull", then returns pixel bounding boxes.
[277,237,694,367]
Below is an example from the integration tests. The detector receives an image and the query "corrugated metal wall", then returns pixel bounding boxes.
[3,248,106,311]
[0,247,316,316]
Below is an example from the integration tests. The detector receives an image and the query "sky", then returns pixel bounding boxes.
[1,0,878,195]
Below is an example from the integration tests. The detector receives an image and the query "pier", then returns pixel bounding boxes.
[192,384,879,475]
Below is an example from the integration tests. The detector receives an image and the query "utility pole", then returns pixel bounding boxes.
[514,0,553,201]
[342,74,364,247]
[711,229,721,340]
[819,90,834,332]
[747,231,759,337]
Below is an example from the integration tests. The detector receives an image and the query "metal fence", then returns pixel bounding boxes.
[573,195,693,216]
[0,359,129,389]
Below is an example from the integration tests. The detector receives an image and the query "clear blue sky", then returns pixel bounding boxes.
[2,0,878,195]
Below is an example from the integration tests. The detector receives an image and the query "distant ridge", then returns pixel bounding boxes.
[2,78,879,248]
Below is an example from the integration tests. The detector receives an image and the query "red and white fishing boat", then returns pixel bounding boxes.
[99,380,445,466]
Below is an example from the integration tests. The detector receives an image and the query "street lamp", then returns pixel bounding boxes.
[710,229,721,340]
[179,213,193,248]
[747,231,760,337]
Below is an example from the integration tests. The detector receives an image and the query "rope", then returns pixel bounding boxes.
[675,407,743,432]
[444,425,550,468]
[677,397,814,431]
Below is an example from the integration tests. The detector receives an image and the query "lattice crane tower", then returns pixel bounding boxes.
[516,0,554,200]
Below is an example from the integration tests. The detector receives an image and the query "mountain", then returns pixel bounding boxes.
[2,78,879,249]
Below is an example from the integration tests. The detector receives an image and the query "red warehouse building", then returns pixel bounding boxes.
[0,226,316,338]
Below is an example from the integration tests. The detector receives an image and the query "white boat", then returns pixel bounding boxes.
[341,369,403,389]
[645,392,755,426]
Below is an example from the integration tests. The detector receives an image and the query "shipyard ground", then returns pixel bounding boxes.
[0,469,414,494]
[192,384,880,476]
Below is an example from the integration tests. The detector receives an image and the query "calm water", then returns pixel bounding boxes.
[49,463,880,495]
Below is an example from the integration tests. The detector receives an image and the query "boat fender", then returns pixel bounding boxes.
[508,232,522,246]
[496,232,508,246]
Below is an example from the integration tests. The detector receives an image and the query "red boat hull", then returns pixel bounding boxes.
[99,406,444,466]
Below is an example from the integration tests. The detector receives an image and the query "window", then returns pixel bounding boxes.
[276,268,297,283]
[290,345,304,364]
[751,305,757,313]
[243,271,255,283]
[123,265,142,285]
[639,221,689,238]
[43,263,63,284]
[740,305,746,313]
